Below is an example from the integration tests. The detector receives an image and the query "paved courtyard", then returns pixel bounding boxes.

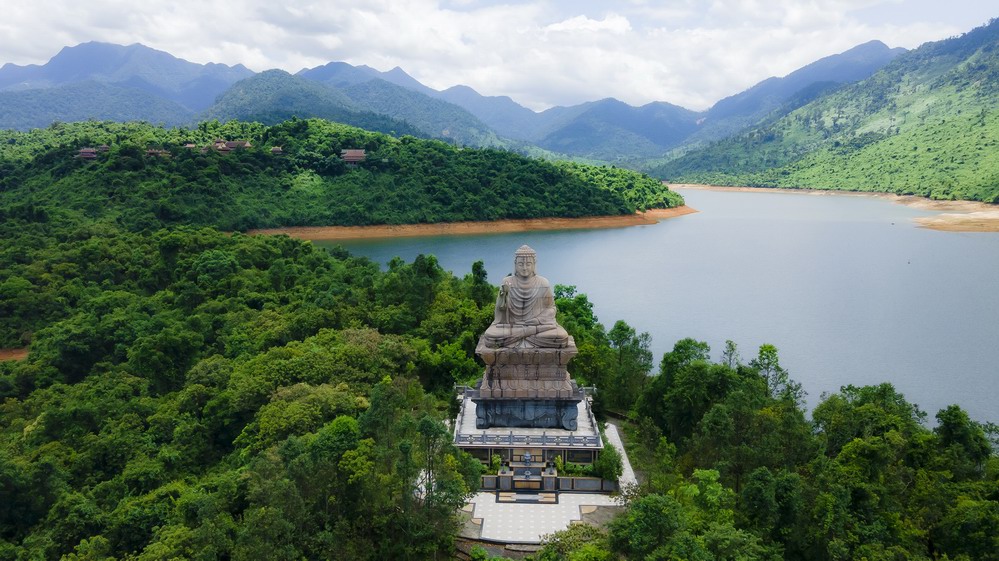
[465,491,622,543]
[462,421,636,543]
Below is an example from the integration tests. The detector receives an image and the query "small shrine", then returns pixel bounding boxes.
[453,246,609,493]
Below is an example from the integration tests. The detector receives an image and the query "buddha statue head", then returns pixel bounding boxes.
[514,245,537,278]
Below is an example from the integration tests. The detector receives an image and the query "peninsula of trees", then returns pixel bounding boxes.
[0,118,682,233]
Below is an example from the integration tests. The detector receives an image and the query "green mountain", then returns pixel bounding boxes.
[533,99,701,161]
[650,19,999,203]
[0,81,194,130]
[688,40,907,146]
[297,62,504,147]
[202,70,423,137]
[338,79,504,147]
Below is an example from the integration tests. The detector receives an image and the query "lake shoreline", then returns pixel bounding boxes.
[0,348,28,362]
[247,206,699,240]
[670,184,999,232]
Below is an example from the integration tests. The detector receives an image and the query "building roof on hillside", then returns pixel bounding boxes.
[340,149,366,163]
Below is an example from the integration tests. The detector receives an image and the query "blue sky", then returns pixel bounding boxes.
[1,0,994,111]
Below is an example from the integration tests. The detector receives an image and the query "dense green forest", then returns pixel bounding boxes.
[523,328,999,560]
[648,19,999,203]
[2,219,996,559]
[0,119,681,233]
[2,117,995,559]
[0,222,493,559]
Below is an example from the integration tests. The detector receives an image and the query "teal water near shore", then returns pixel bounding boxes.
[315,189,999,422]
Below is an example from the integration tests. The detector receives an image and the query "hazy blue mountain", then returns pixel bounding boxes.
[426,41,905,160]
[436,85,544,139]
[377,66,440,97]
[297,61,380,88]
[203,70,422,136]
[298,62,438,96]
[0,42,253,111]
[0,81,194,130]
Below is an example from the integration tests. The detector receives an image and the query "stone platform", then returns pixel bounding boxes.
[453,393,601,450]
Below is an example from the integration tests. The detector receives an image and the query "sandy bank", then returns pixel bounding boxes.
[0,348,28,362]
[671,184,999,232]
[911,210,999,232]
[247,206,698,241]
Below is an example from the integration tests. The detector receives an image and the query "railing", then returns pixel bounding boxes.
[583,392,600,441]
[456,386,594,401]
[456,384,597,398]
[454,431,602,448]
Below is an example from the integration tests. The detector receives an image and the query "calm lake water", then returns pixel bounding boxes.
[316,189,999,423]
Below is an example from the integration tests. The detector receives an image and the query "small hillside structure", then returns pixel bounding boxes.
[340,149,366,164]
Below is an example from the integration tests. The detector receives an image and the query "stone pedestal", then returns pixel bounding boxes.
[473,336,583,430]
[476,341,577,399]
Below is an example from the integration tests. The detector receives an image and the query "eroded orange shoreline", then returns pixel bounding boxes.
[0,348,28,362]
[671,184,999,232]
[247,206,698,241]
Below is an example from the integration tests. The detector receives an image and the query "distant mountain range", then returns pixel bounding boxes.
[0,42,253,111]
[649,18,999,203]
[0,33,971,167]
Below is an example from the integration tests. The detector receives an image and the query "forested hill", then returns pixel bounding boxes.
[649,19,999,203]
[0,118,682,232]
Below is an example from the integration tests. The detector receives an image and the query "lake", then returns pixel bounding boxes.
[315,188,999,423]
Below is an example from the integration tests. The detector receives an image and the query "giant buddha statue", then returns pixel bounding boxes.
[481,245,570,349]
[473,245,582,430]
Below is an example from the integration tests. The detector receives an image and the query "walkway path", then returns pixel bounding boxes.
[603,422,638,487]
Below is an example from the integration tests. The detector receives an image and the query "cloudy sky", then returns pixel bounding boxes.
[1,0,994,111]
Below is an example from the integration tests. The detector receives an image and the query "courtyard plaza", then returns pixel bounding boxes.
[461,422,637,544]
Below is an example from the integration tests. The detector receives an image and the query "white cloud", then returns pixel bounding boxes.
[0,0,994,112]
[544,14,632,34]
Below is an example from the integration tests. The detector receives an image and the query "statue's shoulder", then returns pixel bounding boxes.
[534,275,552,288]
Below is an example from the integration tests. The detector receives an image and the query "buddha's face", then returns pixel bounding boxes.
[514,256,536,278]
